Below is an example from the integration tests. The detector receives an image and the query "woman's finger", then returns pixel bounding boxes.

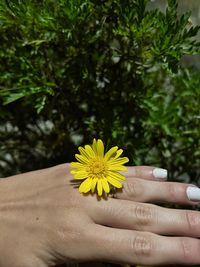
[90,199,200,237]
[115,177,200,205]
[121,166,168,181]
[89,224,200,265]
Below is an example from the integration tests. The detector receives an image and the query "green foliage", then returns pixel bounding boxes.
[0,0,199,183]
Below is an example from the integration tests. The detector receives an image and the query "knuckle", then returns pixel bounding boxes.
[179,238,192,261]
[57,223,82,244]
[134,204,155,227]
[185,210,200,230]
[168,183,179,200]
[131,234,153,257]
[123,181,143,199]
[63,189,82,209]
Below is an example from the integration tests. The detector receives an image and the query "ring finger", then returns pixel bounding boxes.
[122,166,168,181]
[115,177,200,205]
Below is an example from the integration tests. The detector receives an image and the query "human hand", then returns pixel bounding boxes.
[0,164,200,267]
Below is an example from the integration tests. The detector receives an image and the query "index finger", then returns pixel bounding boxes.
[121,166,168,181]
[90,225,200,266]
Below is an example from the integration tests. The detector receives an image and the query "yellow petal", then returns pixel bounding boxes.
[84,145,96,157]
[108,171,126,181]
[92,138,97,153]
[109,157,129,165]
[102,178,110,193]
[71,170,88,180]
[97,179,103,196]
[96,139,104,157]
[108,165,127,171]
[114,149,123,159]
[104,146,118,161]
[75,154,89,164]
[70,162,85,169]
[78,147,90,159]
[91,177,98,193]
[79,178,92,193]
[107,176,123,188]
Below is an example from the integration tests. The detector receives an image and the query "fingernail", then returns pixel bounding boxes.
[186,186,200,202]
[152,168,168,179]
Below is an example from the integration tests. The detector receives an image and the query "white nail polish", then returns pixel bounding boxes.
[186,187,200,202]
[152,168,168,179]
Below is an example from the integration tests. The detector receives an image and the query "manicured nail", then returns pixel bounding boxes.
[186,186,200,202]
[152,168,168,179]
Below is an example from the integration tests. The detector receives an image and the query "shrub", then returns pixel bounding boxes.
[0,0,199,185]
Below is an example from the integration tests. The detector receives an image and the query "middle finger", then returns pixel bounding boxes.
[90,199,200,237]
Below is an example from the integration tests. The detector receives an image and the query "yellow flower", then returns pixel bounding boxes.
[70,139,129,196]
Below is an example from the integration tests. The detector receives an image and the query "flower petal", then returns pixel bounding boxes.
[79,178,92,193]
[78,146,90,159]
[97,179,103,196]
[70,162,85,169]
[92,138,97,153]
[96,139,104,157]
[91,177,98,193]
[108,171,126,181]
[109,157,129,165]
[108,165,127,171]
[71,170,88,180]
[84,145,96,157]
[102,178,110,193]
[104,146,118,161]
[114,149,123,159]
[107,176,123,188]
[75,154,89,164]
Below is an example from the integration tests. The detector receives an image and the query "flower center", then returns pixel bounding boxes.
[89,160,106,176]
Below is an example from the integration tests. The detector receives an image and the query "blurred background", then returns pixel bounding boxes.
[0,0,200,266]
[149,0,200,68]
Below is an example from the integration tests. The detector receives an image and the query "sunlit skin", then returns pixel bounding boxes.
[1,164,200,266]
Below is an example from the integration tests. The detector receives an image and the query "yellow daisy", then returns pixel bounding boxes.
[70,138,129,196]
